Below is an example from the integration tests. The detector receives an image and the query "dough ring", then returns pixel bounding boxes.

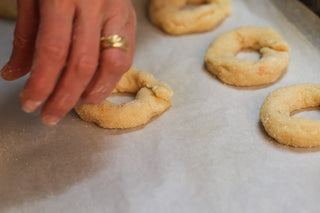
[149,0,231,35]
[205,26,290,86]
[74,68,174,129]
[260,84,320,147]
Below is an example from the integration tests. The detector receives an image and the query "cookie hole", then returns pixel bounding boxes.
[106,93,135,105]
[236,49,261,62]
[291,107,320,120]
[183,1,209,9]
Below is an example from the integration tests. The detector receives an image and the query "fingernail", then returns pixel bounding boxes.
[42,115,60,126]
[0,63,10,78]
[22,100,42,113]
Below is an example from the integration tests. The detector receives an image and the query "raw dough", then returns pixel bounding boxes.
[74,68,174,129]
[205,26,290,86]
[260,84,320,147]
[149,0,231,35]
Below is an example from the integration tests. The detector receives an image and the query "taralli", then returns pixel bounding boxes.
[205,26,290,86]
[260,84,320,147]
[149,0,231,35]
[74,68,174,129]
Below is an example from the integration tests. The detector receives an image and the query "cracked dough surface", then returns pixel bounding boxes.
[149,0,231,35]
[260,84,320,147]
[74,68,174,129]
[205,26,290,86]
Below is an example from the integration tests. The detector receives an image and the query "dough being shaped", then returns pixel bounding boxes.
[205,26,290,86]
[149,0,231,35]
[75,68,174,129]
[0,0,17,19]
[260,84,320,147]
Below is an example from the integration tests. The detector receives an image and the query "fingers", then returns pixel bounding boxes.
[40,5,102,126]
[0,0,38,81]
[20,0,74,113]
[80,3,136,104]
[13,0,136,127]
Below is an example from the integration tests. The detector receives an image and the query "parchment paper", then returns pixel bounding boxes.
[1,0,320,212]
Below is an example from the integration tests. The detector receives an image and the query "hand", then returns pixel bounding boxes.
[1,0,136,126]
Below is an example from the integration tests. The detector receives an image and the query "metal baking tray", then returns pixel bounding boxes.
[1,0,320,212]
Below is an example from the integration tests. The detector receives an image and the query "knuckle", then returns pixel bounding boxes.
[39,40,67,61]
[13,35,31,49]
[25,77,53,100]
[54,97,74,112]
[75,55,98,78]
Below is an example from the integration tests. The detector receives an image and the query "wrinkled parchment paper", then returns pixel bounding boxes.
[1,0,320,212]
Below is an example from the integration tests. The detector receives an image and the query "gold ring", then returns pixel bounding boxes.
[100,35,129,51]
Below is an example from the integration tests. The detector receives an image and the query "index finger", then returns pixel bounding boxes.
[20,1,75,113]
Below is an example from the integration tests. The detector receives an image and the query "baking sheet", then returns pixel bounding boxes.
[1,0,320,212]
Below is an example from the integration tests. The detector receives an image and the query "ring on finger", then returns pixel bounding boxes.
[100,35,129,51]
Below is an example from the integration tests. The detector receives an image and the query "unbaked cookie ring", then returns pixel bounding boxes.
[205,26,290,86]
[260,84,320,147]
[74,68,174,129]
[149,0,231,35]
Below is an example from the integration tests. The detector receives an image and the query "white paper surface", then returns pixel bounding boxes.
[1,0,320,212]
